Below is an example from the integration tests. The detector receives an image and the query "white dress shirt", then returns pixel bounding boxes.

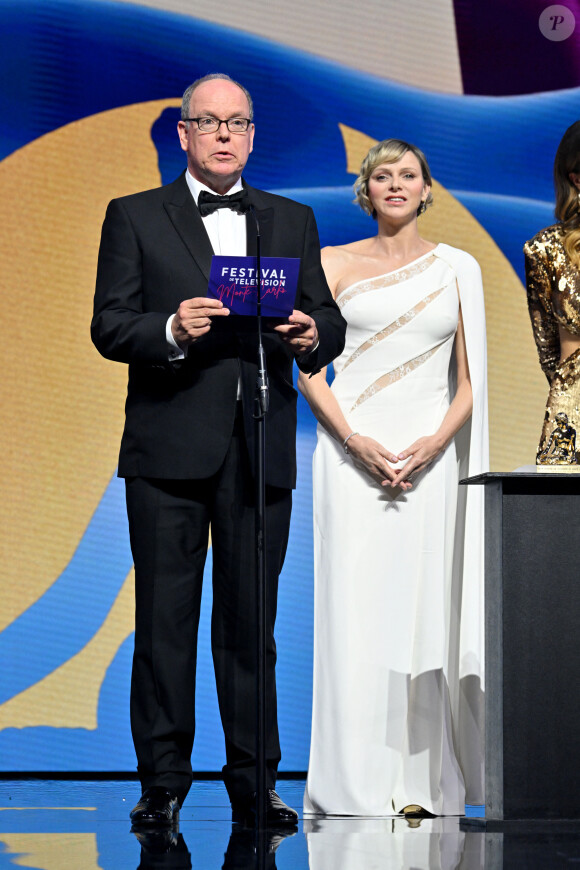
[166,170,247,359]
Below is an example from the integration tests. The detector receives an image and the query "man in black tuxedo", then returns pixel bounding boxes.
[92,74,345,827]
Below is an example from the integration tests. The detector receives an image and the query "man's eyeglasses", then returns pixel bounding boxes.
[183,117,252,134]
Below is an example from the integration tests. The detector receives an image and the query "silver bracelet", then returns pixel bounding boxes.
[342,431,359,453]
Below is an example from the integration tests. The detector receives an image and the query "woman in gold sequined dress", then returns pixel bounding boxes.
[524,120,580,465]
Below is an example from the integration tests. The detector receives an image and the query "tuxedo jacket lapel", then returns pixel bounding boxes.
[245,207,274,256]
[243,184,274,256]
[163,175,214,282]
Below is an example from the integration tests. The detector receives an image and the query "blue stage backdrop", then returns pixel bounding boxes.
[0,0,578,772]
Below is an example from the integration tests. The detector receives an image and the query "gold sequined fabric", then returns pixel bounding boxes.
[537,348,580,464]
[524,224,580,464]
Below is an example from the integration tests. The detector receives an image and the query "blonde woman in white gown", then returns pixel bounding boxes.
[300,140,488,819]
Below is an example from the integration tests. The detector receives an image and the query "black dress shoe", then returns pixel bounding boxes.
[130,787,180,827]
[231,789,298,828]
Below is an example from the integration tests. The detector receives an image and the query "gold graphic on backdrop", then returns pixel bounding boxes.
[0,833,98,870]
[0,569,134,730]
[0,100,179,728]
[338,124,547,472]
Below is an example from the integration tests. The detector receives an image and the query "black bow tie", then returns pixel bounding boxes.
[197,189,249,216]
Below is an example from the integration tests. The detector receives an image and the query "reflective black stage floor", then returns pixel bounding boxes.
[0,779,579,868]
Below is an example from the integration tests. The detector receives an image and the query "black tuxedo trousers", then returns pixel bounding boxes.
[126,408,291,802]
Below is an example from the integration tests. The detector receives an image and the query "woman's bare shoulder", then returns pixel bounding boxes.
[322,238,374,264]
[321,240,377,298]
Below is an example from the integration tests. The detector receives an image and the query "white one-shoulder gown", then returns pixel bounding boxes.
[304,244,488,817]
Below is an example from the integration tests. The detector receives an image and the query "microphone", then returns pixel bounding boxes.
[247,204,269,416]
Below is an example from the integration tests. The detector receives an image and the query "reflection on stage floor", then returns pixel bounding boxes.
[0,779,579,868]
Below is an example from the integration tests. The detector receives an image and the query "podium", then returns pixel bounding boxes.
[461,472,580,831]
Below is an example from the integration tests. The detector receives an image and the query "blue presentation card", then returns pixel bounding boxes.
[208,255,300,318]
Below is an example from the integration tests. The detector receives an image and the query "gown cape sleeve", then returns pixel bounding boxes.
[436,243,489,803]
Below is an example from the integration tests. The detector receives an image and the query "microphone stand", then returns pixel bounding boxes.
[249,205,268,843]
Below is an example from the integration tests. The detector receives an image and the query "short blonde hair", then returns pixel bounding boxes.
[354,139,433,219]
